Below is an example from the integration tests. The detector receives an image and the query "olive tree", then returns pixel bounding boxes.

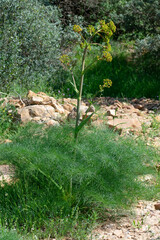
[0,0,62,92]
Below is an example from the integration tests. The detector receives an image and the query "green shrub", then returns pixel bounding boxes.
[0,123,158,237]
[44,0,103,26]
[135,35,160,72]
[100,0,160,40]
[0,0,62,92]
[0,101,20,137]
[56,0,159,41]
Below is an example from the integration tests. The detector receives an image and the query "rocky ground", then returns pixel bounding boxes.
[1,90,160,147]
[91,200,160,240]
[0,91,160,239]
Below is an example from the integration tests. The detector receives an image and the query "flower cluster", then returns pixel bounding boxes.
[101,23,110,33]
[103,79,112,88]
[102,50,112,62]
[99,20,116,38]
[99,79,112,92]
[106,29,113,38]
[73,25,82,33]
[104,43,111,52]
[87,25,95,35]
[59,54,71,66]
[109,21,116,33]
[99,20,105,26]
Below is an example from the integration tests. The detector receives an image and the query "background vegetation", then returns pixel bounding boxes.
[0,0,159,97]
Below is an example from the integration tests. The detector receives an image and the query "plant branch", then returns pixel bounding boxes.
[75,45,88,138]
[83,57,98,75]
[70,70,78,94]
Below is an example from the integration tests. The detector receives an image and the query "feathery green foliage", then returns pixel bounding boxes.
[0,123,158,238]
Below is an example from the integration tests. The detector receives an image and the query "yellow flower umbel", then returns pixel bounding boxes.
[99,20,106,26]
[99,20,116,36]
[102,50,112,62]
[60,54,71,66]
[87,25,95,35]
[103,79,112,88]
[109,21,116,33]
[73,25,82,33]
[99,79,112,92]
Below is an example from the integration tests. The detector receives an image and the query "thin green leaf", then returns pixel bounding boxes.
[75,112,94,136]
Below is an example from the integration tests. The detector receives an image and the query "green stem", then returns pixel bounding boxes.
[22,157,65,196]
[83,57,98,75]
[70,70,78,93]
[75,45,88,139]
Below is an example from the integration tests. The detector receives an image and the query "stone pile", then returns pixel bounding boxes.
[1,91,160,136]
[93,97,154,134]
[1,90,95,127]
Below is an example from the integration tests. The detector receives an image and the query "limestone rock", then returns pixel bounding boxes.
[92,119,104,127]
[50,98,65,114]
[59,98,87,107]
[67,107,77,120]
[62,103,74,112]
[27,90,39,98]
[113,229,124,238]
[0,98,25,108]
[133,104,145,111]
[9,98,25,108]
[18,107,32,123]
[88,105,95,112]
[154,203,160,210]
[155,115,160,122]
[0,165,15,186]
[28,90,53,105]
[68,105,90,120]
[27,90,65,114]
[18,105,61,123]
[61,98,77,106]
[46,119,60,126]
[2,93,160,138]
[4,139,12,144]
[107,109,116,117]
[29,96,44,104]
[107,116,113,120]
[107,118,142,132]
[114,100,123,109]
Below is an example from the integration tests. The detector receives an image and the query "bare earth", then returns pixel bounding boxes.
[91,201,160,240]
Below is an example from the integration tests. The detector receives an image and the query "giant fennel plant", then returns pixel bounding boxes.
[60,20,116,139]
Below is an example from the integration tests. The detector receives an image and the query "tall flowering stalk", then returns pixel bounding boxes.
[60,20,116,139]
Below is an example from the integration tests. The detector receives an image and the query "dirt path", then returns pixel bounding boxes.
[91,201,160,240]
